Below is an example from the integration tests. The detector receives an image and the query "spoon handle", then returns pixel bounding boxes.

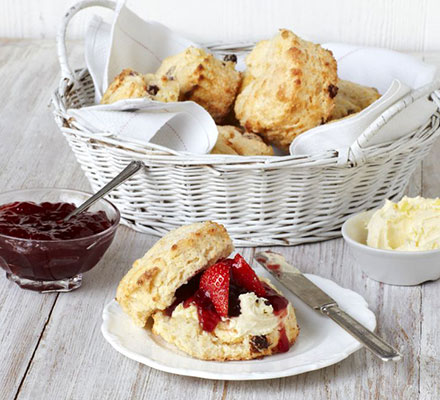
[64,160,144,221]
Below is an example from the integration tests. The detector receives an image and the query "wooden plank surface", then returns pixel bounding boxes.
[0,40,439,400]
[0,39,88,400]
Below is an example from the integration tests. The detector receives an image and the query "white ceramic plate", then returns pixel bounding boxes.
[102,272,376,380]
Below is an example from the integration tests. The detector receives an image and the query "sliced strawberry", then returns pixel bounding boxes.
[199,261,231,317]
[231,254,266,297]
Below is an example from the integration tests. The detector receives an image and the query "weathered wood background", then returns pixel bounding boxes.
[1,0,440,51]
[0,39,439,400]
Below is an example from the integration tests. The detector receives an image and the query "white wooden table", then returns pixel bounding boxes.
[1,39,439,400]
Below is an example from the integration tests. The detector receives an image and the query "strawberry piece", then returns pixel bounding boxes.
[199,261,231,317]
[231,254,266,297]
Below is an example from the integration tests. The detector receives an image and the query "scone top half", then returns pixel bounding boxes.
[116,221,234,327]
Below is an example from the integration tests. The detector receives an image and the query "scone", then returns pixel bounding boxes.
[211,125,274,156]
[234,29,338,151]
[151,253,298,361]
[153,272,298,360]
[328,79,381,121]
[156,47,242,123]
[101,69,147,104]
[143,73,180,103]
[117,221,299,361]
[100,68,179,104]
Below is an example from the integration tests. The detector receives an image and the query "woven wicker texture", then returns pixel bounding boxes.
[52,0,440,247]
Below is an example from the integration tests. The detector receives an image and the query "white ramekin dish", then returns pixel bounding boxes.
[341,210,440,286]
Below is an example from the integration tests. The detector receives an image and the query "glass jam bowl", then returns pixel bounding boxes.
[0,188,120,292]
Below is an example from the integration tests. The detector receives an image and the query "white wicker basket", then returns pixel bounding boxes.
[52,0,440,247]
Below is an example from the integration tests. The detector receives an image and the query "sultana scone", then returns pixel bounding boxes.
[116,221,233,327]
[117,221,299,361]
[234,29,338,151]
[156,47,242,123]
[143,73,180,103]
[328,80,381,121]
[152,276,298,361]
[100,68,179,104]
[211,125,274,156]
[101,69,147,104]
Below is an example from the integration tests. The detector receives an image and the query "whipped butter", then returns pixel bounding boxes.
[221,292,279,337]
[367,196,440,251]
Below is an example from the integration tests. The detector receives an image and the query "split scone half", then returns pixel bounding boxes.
[156,47,242,124]
[116,221,299,361]
[100,68,180,104]
[234,29,338,151]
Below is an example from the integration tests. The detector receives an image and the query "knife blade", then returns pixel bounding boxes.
[255,251,402,362]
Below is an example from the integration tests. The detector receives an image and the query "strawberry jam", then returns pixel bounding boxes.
[0,201,111,240]
[192,289,221,332]
[261,282,289,315]
[0,201,117,285]
[165,273,201,316]
[276,326,290,353]
[165,254,289,334]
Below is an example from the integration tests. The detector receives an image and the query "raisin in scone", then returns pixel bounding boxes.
[234,29,338,151]
[328,80,381,121]
[211,125,274,156]
[117,221,299,361]
[100,68,179,104]
[143,73,180,102]
[156,47,242,123]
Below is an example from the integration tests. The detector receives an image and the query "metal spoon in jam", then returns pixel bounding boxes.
[64,160,143,221]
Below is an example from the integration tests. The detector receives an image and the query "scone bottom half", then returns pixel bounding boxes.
[116,221,299,361]
[152,255,299,360]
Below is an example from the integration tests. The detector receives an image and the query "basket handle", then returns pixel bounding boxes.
[349,79,440,165]
[57,0,116,82]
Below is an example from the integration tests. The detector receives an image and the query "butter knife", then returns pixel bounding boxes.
[255,251,402,362]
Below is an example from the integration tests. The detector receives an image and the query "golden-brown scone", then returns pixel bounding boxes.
[100,68,180,104]
[101,69,147,104]
[328,79,381,121]
[211,125,274,156]
[152,279,299,361]
[116,221,234,327]
[234,29,338,151]
[156,47,242,123]
[143,73,180,103]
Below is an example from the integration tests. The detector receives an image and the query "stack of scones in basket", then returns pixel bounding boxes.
[101,29,381,155]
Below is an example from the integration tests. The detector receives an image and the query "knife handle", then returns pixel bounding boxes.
[321,304,402,362]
